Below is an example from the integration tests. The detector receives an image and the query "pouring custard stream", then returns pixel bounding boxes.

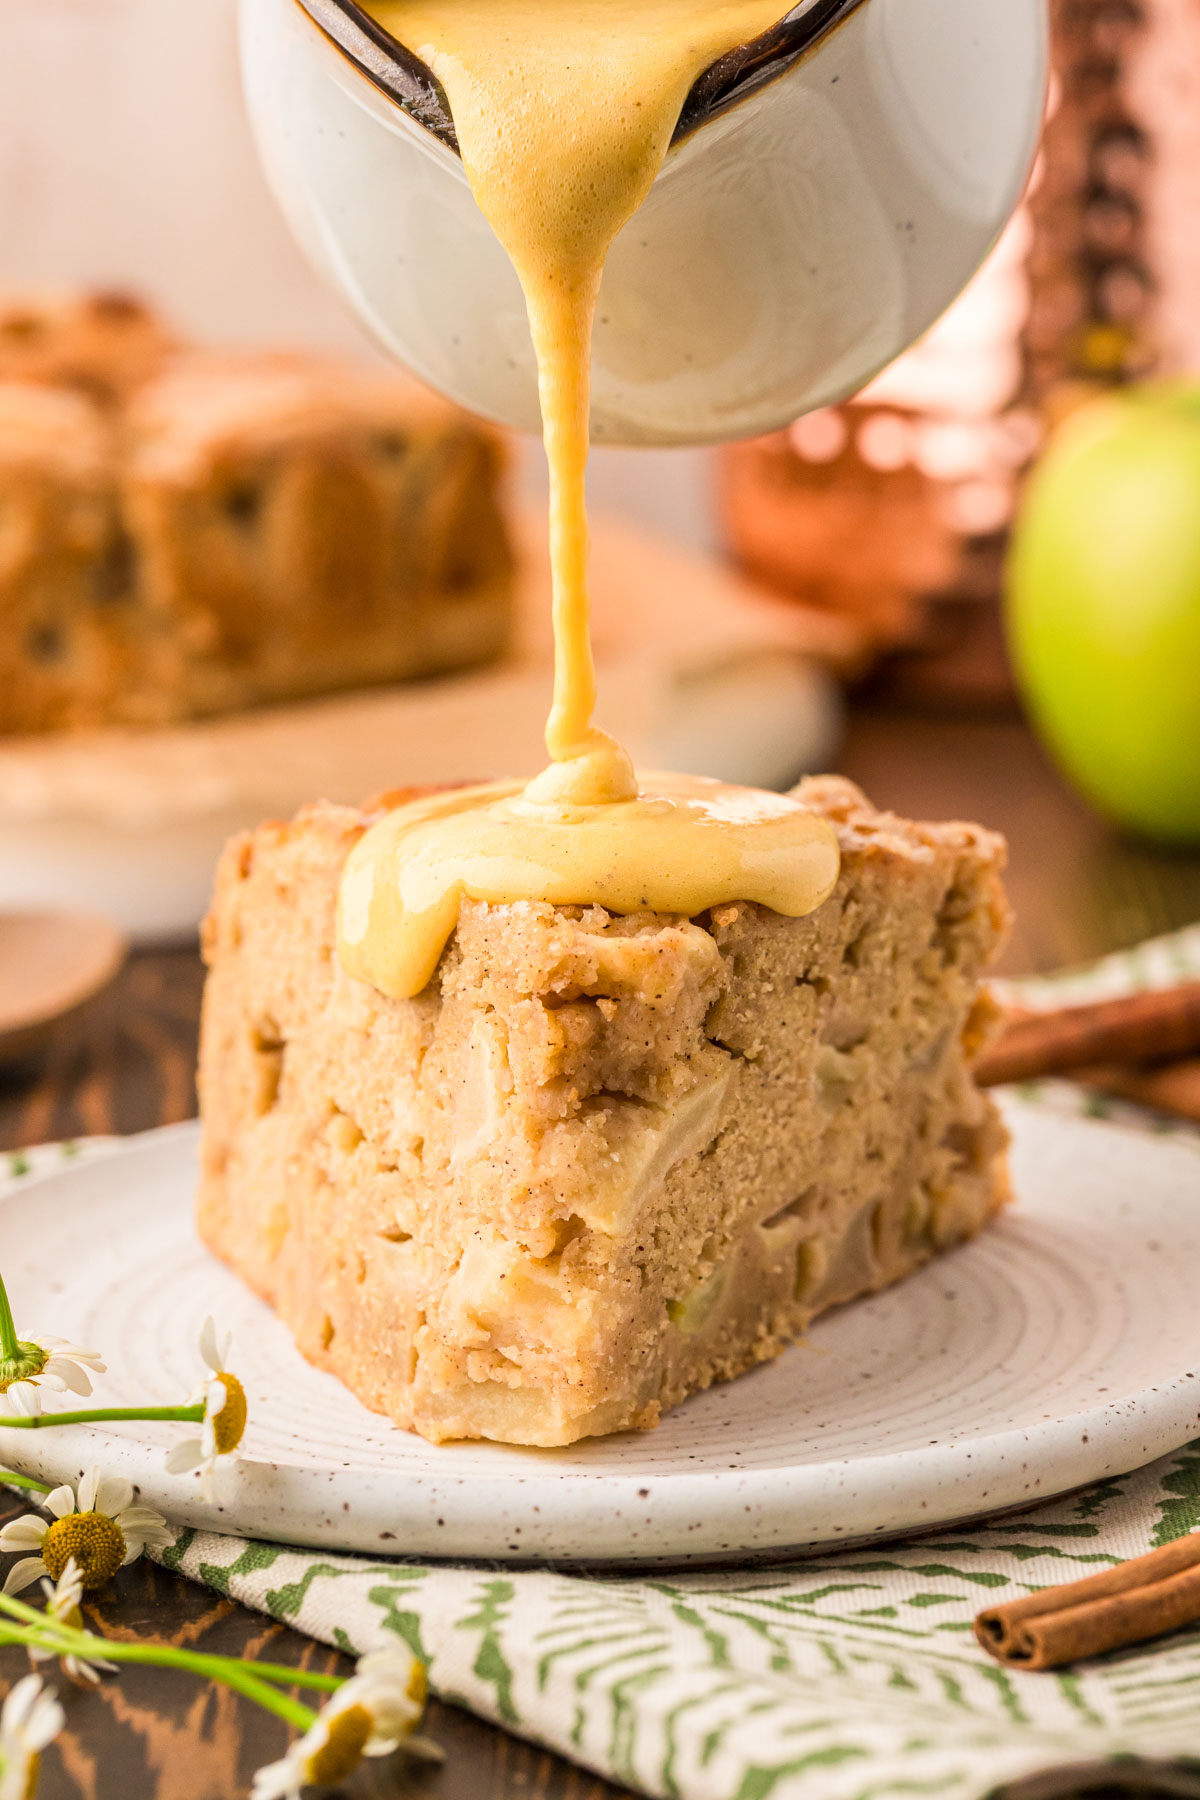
[337,0,840,1000]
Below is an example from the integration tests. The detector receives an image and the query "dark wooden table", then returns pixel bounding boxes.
[2,709,1199,1800]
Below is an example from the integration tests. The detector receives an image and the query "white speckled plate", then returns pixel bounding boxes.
[3,1098,1199,1566]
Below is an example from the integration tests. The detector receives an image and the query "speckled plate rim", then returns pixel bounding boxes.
[1,1104,1198,1567]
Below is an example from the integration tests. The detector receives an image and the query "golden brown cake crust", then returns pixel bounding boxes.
[0,299,514,735]
[197,777,1012,1447]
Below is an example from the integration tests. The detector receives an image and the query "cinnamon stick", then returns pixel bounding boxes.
[974,1533,1200,1669]
[973,981,1200,1088]
[1078,1056,1200,1126]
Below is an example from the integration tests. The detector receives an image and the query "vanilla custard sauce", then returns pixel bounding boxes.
[338,1,840,998]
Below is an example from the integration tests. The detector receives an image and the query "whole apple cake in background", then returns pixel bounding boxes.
[198,776,1011,1448]
[0,291,514,734]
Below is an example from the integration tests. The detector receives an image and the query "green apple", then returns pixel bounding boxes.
[1007,383,1200,842]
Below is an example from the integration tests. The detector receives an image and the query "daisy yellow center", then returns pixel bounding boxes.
[307,1706,373,1784]
[21,1752,39,1800]
[211,1373,247,1454]
[408,1662,427,1707]
[0,1342,47,1391]
[42,1512,125,1587]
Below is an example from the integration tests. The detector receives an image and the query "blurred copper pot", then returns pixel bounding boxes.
[722,0,1200,709]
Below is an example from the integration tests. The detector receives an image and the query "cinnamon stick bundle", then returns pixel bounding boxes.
[974,1533,1200,1669]
[974,981,1200,1090]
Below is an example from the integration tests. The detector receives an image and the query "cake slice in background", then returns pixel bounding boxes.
[0,294,515,734]
[197,776,1011,1448]
[118,353,513,724]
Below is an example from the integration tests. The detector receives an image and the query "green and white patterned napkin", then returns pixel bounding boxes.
[158,1448,1200,1800]
[6,926,1200,1800]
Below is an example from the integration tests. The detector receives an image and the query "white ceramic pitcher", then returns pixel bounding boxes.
[239,0,1047,445]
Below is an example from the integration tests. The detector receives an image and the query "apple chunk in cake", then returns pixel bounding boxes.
[197,775,1011,1446]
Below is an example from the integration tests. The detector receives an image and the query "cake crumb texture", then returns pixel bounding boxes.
[198,776,1012,1446]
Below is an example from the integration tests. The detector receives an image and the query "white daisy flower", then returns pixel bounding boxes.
[163,1319,247,1500]
[0,1468,173,1595]
[251,1644,436,1799]
[0,1334,106,1418]
[29,1557,114,1686]
[0,1673,64,1800]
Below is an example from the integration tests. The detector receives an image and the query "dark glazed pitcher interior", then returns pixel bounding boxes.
[292,0,870,156]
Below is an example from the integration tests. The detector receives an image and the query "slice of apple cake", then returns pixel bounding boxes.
[197,775,1011,1447]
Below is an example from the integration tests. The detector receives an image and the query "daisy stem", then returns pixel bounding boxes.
[0,1593,320,1728]
[0,1268,19,1360]
[0,1404,204,1430]
[0,1471,51,1492]
[204,1658,344,1693]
